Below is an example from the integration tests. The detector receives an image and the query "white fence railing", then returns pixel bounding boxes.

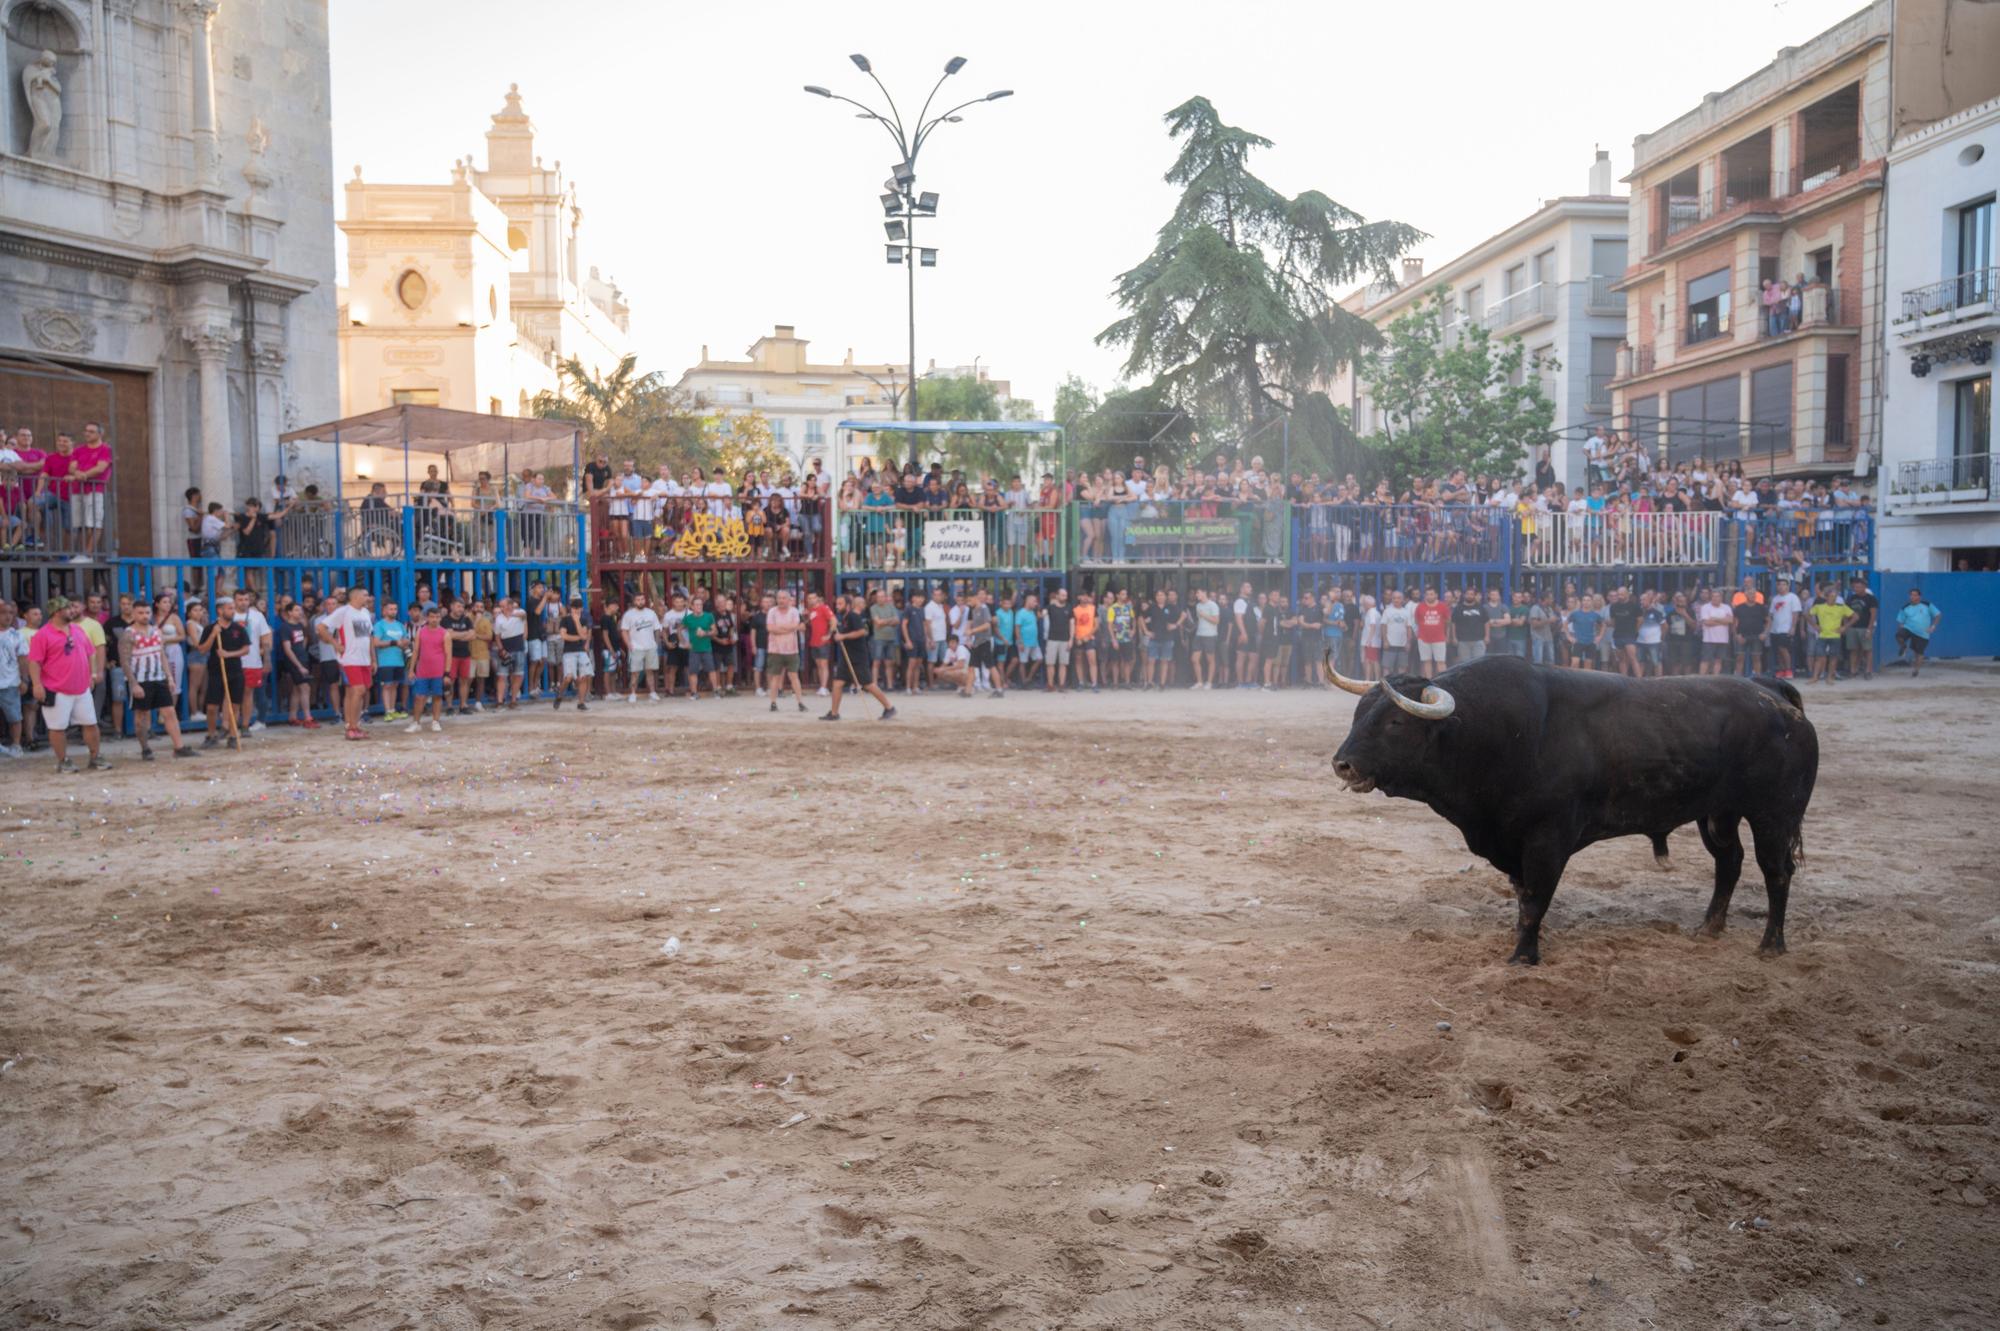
[1524,511,1722,567]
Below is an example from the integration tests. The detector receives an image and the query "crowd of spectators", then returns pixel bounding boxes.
[0,423,115,561]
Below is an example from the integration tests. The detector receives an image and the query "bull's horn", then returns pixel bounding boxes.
[1323,650,1374,696]
[1381,676,1455,721]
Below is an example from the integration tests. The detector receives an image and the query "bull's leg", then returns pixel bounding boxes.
[1695,814,1743,939]
[1650,832,1672,871]
[1508,839,1570,966]
[1747,818,1797,957]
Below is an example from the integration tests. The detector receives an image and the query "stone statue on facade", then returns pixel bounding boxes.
[23,50,62,159]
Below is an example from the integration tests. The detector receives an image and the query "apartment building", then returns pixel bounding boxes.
[1878,96,1997,570]
[1336,153,1629,487]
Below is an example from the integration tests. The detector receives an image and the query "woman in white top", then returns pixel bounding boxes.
[153,592,187,694]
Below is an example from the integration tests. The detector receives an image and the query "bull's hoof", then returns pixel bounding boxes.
[1654,854,1673,872]
[1695,917,1728,940]
[1506,950,1541,967]
[1757,937,1787,958]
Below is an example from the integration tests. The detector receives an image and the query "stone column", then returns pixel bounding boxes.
[182,321,235,504]
[184,0,222,188]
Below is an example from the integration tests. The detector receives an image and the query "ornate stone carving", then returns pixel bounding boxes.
[249,339,287,371]
[23,51,62,160]
[24,308,97,355]
[242,117,276,192]
[179,320,235,360]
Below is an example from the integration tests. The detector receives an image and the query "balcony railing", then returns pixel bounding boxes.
[1585,373,1614,409]
[1293,503,1511,568]
[1744,508,1872,570]
[1586,274,1626,314]
[1757,285,1853,338]
[1653,165,1866,251]
[836,506,1064,573]
[1525,511,1721,567]
[0,476,117,563]
[1484,283,1552,331]
[1899,268,1997,324]
[1889,453,1995,507]
[591,494,831,565]
[1073,498,1289,566]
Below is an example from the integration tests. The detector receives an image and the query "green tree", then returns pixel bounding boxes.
[1098,97,1423,452]
[1359,287,1559,485]
[876,374,1045,481]
[530,354,709,476]
[705,410,790,478]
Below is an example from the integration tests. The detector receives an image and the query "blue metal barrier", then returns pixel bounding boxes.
[1873,571,2000,661]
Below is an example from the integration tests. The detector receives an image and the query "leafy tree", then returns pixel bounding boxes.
[1359,287,1558,485]
[706,410,791,478]
[876,374,1046,481]
[530,354,708,475]
[1098,97,1423,451]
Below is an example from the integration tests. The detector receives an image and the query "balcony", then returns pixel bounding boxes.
[1585,374,1614,411]
[837,506,1064,573]
[1585,274,1625,315]
[1650,162,1875,256]
[1757,285,1856,339]
[1896,268,1997,341]
[1483,283,1553,333]
[1887,453,1996,511]
[1292,503,1511,569]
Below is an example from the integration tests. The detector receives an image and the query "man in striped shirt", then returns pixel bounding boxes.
[121,599,198,760]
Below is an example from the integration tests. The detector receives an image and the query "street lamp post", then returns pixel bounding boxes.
[805,55,1012,467]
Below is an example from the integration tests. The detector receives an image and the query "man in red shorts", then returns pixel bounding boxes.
[318,585,376,740]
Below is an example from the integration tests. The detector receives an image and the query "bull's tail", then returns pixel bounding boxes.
[1753,675,1804,713]
[1792,825,1806,865]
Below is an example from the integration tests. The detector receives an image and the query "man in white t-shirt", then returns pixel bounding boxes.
[232,589,272,733]
[1359,595,1384,682]
[1583,430,1607,483]
[1767,576,1803,679]
[1696,588,1735,676]
[1378,590,1418,678]
[620,594,664,701]
[922,587,950,667]
[704,469,732,519]
[318,586,376,739]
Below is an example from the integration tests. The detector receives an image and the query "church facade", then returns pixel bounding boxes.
[0,0,338,560]
[336,85,632,422]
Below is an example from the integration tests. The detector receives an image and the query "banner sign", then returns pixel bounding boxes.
[922,519,987,568]
[1127,517,1240,546]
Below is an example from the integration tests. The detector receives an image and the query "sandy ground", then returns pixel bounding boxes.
[0,671,1996,1331]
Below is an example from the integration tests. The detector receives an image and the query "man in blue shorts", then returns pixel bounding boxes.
[1015,590,1043,689]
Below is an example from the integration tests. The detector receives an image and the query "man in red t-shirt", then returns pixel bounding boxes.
[39,432,75,556]
[1413,586,1451,679]
[805,590,835,696]
[72,421,113,558]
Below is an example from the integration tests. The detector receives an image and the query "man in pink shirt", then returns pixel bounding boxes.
[72,421,113,559]
[763,590,808,714]
[39,432,75,558]
[27,595,109,773]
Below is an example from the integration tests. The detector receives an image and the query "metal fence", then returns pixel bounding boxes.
[1523,511,1721,568]
[591,495,831,565]
[0,476,115,563]
[1901,267,1996,322]
[836,505,1064,572]
[1293,503,1511,568]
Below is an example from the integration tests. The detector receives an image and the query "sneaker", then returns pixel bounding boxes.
[248,720,267,732]
[797,700,808,712]
[201,735,219,749]
[552,694,563,711]
[627,693,638,703]
[88,756,112,771]
[430,720,443,733]
[756,688,767,697]
[577,702,588,711]
[404,722,421,734]
[879,706,897,721]
[472,701,484,713]
[648,693,661,702]
[769,700,778,713]
[817,687,830,697]
[345,728,364,741]
[56,758,79,773]
[818,712,841,721]
[140,748,155,762]
[173,747,199,759]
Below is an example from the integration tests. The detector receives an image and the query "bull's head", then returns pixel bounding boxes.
[1327,652,1455,797]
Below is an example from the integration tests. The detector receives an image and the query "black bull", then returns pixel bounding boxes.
[1327,654,1818,965]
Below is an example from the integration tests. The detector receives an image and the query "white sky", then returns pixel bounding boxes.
[328,0,1867,414]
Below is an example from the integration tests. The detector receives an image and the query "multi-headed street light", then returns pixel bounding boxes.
[805,55,1012,464]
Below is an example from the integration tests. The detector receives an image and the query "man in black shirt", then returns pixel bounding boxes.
[1733,594,1768,677]
[583,455,613,502]
[201,599,251,748]
[1043,588,1074,693]
[748,593,772,695]
[441,597,474,716]
[1843,575,1878,680]
[1606,586,1643,677]
[1449,589,1490,667]
[524,582,552,698]
[822,593,896,721]
[1142,588,1177,690]
[236,498,273,596]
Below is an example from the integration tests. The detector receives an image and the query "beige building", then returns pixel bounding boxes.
[676,325,938,471]
[337,85,631,419]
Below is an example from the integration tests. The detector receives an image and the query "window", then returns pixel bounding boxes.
[396,269,428,310]
[1503,263,1524,297]
[1825,355,1849,447]
[1588,238,1625,279]
[1533,248,1557,288]
[1955,376,1992,469]
[1658,166,1701,242]
[1958,196,1994,304]
[391,388,440,406]
[1721,128,1773,204]
[804,419,826,448]
[1685,268,1731,345]
[1628,394,1661,461]
[1749,364,1793,458]
[1807,246,1833,286]
[770,417,787,446]
[1666,375,1740,464]
[1798,84,1860,191]
[1462,285,1483,322]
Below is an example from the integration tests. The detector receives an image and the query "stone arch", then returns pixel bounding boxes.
[4,0,92,169]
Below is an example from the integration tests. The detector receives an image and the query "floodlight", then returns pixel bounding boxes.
[944,57,967,74]
[886,245,905,264]
[918,248,937,267]
[803,85,831,97]
[916,191,938,214]
[884,220,906,241]
[850,54,872,72]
